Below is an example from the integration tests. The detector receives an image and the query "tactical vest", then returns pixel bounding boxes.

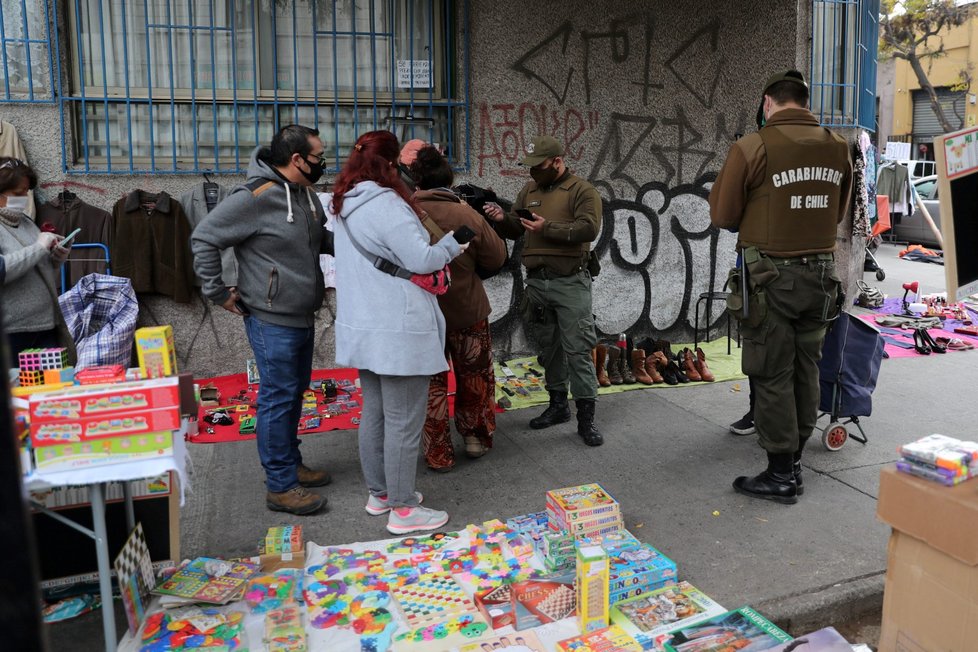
[738,126,848,256]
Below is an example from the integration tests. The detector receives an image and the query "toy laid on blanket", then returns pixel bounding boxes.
[139,607,246,651]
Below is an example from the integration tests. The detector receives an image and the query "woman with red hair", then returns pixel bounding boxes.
[330,130,464,535]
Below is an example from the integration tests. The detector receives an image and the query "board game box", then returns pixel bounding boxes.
[663,606,791,652]
[609,581,726,650]
[510,570,577,630]
[547,483,621,523]
[768,627,852,651]
[556,625,644,651]
[608,544,677,594]
[152,558,260,605]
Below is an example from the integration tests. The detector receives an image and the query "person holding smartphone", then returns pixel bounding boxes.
[483,135,604,447]
[409,145,507,472]
[0,157,73,356]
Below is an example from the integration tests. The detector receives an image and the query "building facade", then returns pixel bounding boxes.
[1,0,877,376]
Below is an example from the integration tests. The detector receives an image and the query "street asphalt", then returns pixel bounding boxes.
[45,242,967,650]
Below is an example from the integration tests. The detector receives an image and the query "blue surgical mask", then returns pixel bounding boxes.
[3,195,29,213]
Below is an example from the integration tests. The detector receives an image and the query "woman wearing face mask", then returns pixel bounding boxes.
[0,157,71,354]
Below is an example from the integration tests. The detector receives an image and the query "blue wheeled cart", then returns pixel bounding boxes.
[816,312,885,451]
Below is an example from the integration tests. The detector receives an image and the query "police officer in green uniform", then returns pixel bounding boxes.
[709,71,852,504]
[485,135,603,447]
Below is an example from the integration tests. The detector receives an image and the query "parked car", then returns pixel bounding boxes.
[891,175,942,249]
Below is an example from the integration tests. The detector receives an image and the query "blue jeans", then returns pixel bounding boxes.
[244,316,314,492]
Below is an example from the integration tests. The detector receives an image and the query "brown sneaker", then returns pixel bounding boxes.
[297,464,331,487]
[266,486,326,515]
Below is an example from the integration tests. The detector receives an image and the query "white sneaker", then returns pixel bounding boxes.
[386,505,449,534]
[364,491,423,516]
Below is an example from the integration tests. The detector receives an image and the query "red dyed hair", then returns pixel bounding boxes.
[330,130,419,217]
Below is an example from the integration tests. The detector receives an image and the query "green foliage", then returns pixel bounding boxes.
[879,0,973,60]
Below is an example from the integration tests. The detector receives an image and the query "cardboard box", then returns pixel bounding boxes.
[474,584,515,630]
[33,431,175,472]
[31,405,181,447]
[135,325,178,378]
[240,551,306,573]
[609,581,726,650]
[611,578,677,606]
[547,483,620,523]
[29,377,181,423]
[877,466,978,651]
[510,571,577,630]
[577,544,610,633]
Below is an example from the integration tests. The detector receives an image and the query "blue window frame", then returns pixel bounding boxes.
[810,0,880,130]
[59,0,469,175]
[0,0,57,103]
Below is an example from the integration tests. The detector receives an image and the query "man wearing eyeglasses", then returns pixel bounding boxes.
[484,135,604,447]
[192,124,332,516]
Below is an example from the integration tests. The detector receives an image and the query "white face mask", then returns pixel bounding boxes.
[2,195,30,213]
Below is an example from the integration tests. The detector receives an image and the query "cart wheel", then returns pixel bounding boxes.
[823,422,848,451]
[876,269,886,281]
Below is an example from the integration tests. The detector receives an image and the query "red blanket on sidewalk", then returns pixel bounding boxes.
[190,368,459,444]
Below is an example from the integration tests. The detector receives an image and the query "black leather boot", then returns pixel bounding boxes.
[575,399,604,447]
[733,452,797,504]
[794,438,809,496]
[529,390,571,429]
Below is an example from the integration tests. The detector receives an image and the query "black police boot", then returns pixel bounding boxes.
[574,399,604,447]
[529,390,571,430]
[733,452,797,504]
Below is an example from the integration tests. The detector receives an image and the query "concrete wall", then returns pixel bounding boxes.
[4,0,875,379]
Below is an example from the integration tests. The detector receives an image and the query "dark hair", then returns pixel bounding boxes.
[331,131,419,217]
[0,157,38,194]
[410,146,454,190]
[268,124,320,166]
[766,71,809,106]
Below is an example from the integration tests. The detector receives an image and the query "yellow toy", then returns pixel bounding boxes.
[135,325,178,378]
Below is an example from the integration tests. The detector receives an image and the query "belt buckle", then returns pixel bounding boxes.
[800,257,808,264]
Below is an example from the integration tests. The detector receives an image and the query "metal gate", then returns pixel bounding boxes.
[912,88,966,136]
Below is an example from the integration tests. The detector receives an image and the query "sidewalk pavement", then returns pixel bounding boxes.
[48,242,968,648]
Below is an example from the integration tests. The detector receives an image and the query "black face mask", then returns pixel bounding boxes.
[301,156,325,185]
[530,165,559,187]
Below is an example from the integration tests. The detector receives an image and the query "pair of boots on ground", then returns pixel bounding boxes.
[529,391,603,447]
[733,445,807,505]
[594,339,715,386]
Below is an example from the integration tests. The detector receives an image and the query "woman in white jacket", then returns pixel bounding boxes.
[330,131,463,535]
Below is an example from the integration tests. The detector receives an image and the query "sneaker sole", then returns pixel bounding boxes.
[729,427,756,436]
[386,514,449,535]
[266,498,326,515]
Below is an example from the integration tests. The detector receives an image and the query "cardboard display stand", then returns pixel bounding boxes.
[933,126,978,300]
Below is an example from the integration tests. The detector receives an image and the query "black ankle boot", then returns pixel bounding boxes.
[575,399,604,446]
[793,451,804,496]
[529,390,571,429]
[733,452,798,504]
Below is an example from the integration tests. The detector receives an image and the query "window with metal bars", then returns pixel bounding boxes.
[0,0,56,103]
[810,0,879,130]
[62,0,468,174]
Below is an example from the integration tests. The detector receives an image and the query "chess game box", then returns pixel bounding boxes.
[510,570,577,630]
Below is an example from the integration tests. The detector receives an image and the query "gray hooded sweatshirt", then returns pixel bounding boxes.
[191,147,326,328]
[332,181,460,376]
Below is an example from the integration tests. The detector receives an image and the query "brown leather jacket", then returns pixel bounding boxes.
[415,190,507,331]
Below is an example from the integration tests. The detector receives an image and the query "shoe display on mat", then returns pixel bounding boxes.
[386,505,449,534]
[365,491,424,516]
[729,412,756,436]
[266,486,326,515]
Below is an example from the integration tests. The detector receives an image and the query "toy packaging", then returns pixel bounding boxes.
[557,625,644,651]
[31,405,181,448]
[547,483,620,528]
[608,544,678,602]
[897,434,978,484]
[612,578,678,606]
[768,627,852,651]
[609,581,726,650]
[74,364,127,385]
[662,606,791,652]
[138,607,247,651]
[474,584,515,630]
[152,557,261,605]
[509,570,577,630]
[260,525,304,554]
[29,377,181,423]
[577,543,610,633]
[135,325,178,378]
[33,431,175,473]
[264,604,307,652]
[461,631,547,651]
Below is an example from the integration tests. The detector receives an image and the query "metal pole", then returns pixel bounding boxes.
[89,482,117,652]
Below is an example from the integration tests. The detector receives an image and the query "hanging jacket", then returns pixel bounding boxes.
[179,182,237,286]
[36,193,113,288]
[111,190,195,303]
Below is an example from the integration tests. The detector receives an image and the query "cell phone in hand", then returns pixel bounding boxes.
[59,228,82,247]
[235,300,250,316]
[453,225,477,244]
[515,209,535,221]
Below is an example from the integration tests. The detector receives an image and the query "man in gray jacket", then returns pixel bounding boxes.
[192,125,331,515]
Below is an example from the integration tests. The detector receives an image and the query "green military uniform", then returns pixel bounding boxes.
[711,99,852,460]
[494,151,602,403]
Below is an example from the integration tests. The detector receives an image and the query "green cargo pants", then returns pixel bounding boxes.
[738,253,841,455]
[523,271,599,400]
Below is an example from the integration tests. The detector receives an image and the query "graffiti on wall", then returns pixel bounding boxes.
[481,13,748,348]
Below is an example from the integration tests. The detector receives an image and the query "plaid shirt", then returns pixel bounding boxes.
[58,274,138,368]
